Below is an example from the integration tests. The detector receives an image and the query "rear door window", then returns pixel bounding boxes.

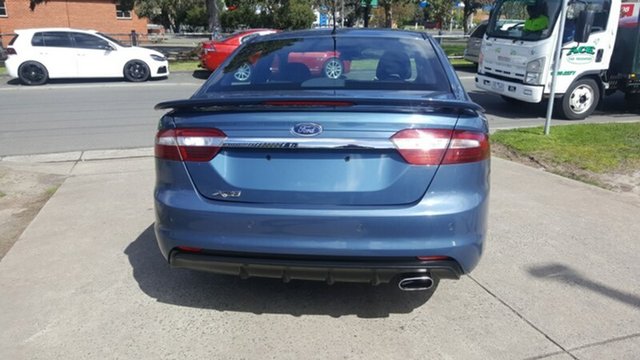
[32,32,73,48]
[71,33,111,50]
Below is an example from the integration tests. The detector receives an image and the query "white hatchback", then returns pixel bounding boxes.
[5,28,169,85]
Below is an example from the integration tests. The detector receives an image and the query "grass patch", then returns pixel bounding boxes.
[45,185,60,197]
[169,60,200,72]
[441,44,466,56]
[492,123,640,174]
[0,65,6,76]
[0,190,5,198]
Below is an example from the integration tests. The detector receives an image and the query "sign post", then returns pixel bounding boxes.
[544,0,568,135]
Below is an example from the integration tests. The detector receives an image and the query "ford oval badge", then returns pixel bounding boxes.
[292,123,323,137]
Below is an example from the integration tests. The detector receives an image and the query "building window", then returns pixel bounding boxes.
[116,3,132,19]
[0,0,8,17]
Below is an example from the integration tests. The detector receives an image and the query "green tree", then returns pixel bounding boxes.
[428,0,454,29]
[461,0,491,33]
[274,0,315,29]
[378,0,414,28]
[371,1,416,28]
[222,0,314,30]
[185,3,209,28]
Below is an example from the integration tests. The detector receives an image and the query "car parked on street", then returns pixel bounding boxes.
[200,28,351,79]
[200,29,279,72]
[154,29,489,293]
[4,28,169,85]
[464,21,488,64]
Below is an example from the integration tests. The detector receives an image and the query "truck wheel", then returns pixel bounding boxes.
[624,93,640,111]
[18,61,49,86]
[559,78,600,120]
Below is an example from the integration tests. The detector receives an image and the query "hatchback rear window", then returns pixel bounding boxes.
[470,24,487,38]
[202,35,451,93]
[8,34,18,46]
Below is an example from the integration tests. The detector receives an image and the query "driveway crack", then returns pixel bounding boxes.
[468,275,579,360]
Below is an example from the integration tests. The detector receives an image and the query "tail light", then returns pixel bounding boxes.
[417,256,451,261]
[391,129,489,166]
[155,128,226,162]
[176,246,202,253]
[202,42,216,54]
[6,48,17,55]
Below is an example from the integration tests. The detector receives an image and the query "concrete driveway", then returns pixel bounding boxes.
[0,156,639,359]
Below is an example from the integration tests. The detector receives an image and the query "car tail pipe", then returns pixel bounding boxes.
[397,273,435,291]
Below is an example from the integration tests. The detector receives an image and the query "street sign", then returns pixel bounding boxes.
[320,13,328,27]
[360,0,378,7]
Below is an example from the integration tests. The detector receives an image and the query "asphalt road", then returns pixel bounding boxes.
[1,70,638,156]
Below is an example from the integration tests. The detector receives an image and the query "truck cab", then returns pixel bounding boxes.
[476,0,627,119]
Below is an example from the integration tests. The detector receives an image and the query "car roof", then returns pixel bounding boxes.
[262,28,429,41]
[14,28,98,34]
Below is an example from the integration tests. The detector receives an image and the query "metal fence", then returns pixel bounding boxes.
[1,32,470,63]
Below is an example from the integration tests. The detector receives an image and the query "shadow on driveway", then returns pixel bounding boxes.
[125,225,435,318]
[528,263,640,309]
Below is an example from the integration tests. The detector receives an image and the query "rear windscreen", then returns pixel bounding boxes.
[8,35,18,46]
[202,36,452,93]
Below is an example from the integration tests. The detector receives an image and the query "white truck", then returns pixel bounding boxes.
[476,0,640,119]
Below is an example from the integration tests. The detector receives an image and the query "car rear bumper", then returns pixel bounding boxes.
[5,57,19,78]
[154,159,489,277]
[169,250,464,284]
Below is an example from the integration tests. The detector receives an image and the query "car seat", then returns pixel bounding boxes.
[376,51,412,81]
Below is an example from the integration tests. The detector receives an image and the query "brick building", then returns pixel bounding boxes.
[0,0,148,46]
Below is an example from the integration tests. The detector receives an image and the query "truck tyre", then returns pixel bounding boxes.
[559,78,600,120]
[18,61,49,86]
[624,93,640,112]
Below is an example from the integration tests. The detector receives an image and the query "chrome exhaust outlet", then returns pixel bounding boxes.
[398,275,434,291]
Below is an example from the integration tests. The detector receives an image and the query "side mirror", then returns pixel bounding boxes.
[574,9,595,43]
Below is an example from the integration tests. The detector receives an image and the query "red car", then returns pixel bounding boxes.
[200,29,279,72]
[200,29,350,79]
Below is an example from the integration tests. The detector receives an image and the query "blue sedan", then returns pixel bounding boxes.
[154,29,489,293]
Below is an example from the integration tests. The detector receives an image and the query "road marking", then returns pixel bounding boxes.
[0,82,202,91]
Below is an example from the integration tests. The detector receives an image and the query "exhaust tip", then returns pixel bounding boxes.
[398,275,434,291]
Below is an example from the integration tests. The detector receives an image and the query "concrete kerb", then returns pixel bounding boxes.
[0,147,154,164]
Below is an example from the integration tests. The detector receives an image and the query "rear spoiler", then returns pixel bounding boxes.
[155,97,484,114]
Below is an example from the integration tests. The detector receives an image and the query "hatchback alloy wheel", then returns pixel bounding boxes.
[124,60,150,82]
[18,61,48,86]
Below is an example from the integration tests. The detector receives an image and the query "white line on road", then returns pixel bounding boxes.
[0,82,202,91]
